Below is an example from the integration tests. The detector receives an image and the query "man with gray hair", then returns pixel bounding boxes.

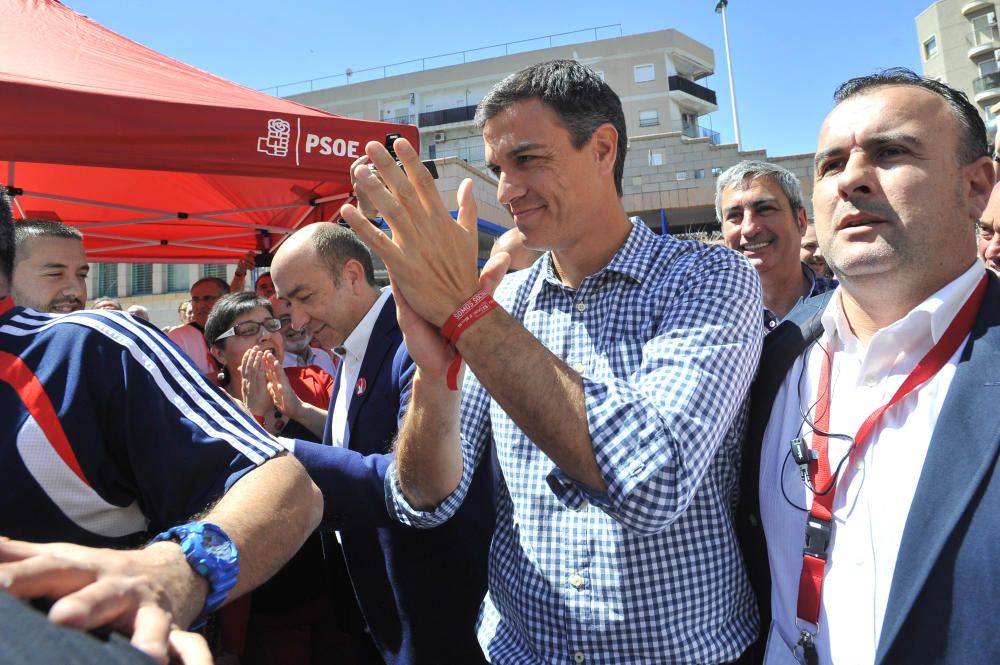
[717,160,837,332]
[11,219,89,314]
[168,275,229,374]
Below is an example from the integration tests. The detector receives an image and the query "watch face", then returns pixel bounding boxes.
[202,525,237,560]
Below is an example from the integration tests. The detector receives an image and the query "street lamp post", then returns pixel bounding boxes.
[715,0,742,151]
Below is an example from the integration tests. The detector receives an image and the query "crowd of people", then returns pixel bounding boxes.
[1,59,999,665]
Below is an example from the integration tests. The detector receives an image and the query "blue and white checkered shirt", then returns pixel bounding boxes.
[389,222,763,664]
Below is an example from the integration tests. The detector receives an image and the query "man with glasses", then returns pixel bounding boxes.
[168,276,228,374]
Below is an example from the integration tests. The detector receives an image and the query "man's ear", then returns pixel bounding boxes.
[796,207,809,237]
[965,155,996,220]
[589,123,619,181]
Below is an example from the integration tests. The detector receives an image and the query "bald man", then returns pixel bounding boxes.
[270,222,493,665]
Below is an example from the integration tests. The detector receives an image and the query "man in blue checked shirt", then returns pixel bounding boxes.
[345,60,763,664]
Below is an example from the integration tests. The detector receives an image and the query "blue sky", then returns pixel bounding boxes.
[68,0,932,157]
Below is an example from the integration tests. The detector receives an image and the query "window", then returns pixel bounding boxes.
[980,57,1000,77]
[634,64,655,83]
[924,35,938,59]
[166,264,189,292]
[970,12,999,48]
[202,264,227,280]
[694,169,706,179]
[648,151,664,167]
[96,263,118,298]
[675,171,688,181]
[638,110,660,127]
[712,166,723,176]
[130,263,152,295]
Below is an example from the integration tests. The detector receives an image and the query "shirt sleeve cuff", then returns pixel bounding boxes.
[384,461,463,528]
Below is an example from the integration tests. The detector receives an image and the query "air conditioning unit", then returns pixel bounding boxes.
[433,131,447,142]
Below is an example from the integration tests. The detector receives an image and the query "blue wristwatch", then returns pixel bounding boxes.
[150,522,239,629]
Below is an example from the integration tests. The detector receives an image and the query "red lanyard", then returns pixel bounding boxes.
[795,274,988,645]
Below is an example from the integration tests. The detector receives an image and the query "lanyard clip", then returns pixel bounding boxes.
[803,516,832,560]
[796,630,819,665]
[790,437,816,484]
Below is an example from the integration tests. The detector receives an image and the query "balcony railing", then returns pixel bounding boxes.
[380,113,417,125]
[682,124,721,145]
[418,104,478,127]
[974,71,1000,95]
[668,76,717,106]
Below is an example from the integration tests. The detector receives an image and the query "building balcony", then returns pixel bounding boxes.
[974,71,1000,103]
[417,103,478,128]
[967,25,1000,59]
[380,113,417,125]
[962,0,995,17]
[682,123,721,145]
[667,76,718,114]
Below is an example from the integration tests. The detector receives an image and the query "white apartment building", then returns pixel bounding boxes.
[93,25,818,327]
[917,0,1000,137]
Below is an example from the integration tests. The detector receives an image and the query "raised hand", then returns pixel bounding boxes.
[240,346,275,418]
[341,138,481,327]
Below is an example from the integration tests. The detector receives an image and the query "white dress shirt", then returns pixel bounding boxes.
[328,288,392,448]
[282,345,337,377]
[760,262,985,665]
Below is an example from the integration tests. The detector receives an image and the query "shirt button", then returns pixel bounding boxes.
[573,652,586,663]
[864,375,877,387]
[569,573,585,588]
[574,364,586,374]
[575,302,587,312]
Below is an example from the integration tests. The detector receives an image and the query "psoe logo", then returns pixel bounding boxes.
[258,118,291,157]
[305,133,361,158]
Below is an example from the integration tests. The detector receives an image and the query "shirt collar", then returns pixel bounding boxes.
[539,218,655,289]
[338,288,392,364]
[821,261,985,354]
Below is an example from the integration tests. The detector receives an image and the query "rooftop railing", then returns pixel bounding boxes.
[261,24,623,97]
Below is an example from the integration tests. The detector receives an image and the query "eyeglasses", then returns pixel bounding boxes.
[215,317,283,341]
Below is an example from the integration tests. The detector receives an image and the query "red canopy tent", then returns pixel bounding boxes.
[0,0,417,262]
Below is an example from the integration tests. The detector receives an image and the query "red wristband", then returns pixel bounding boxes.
[440,290,499,390]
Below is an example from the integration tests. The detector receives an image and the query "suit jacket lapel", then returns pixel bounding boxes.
[344,294,398,450]
[876,275,1000,663]
[320,362,343,446]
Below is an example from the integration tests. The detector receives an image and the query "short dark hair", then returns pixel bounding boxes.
[191,276,230,296]
[475,59,629,197]
[254,271,273,290]
[0,189,13,286]
[312,224,377,287]
[12,219,84,266]
[834,67,988,165]
[204,291,273,349]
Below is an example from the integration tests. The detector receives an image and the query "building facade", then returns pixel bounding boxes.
[96,26,819,327]
[916,0,1000,138]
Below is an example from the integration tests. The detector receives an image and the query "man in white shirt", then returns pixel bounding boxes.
[738,68,1000,665]
[269,222,492,665]
[270,295,338,376]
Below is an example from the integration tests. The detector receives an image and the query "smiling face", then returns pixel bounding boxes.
[271,242,357,348]
[721,175,807,276]
[210,305,283,386]
[11,236,89,313]
[255,273,276,299]
[483,98,613,256]
[812,85,981,290]
[800,224,830,277]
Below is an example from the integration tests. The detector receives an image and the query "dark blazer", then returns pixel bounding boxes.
[293,294,494,665]
[737,273,1000,665]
